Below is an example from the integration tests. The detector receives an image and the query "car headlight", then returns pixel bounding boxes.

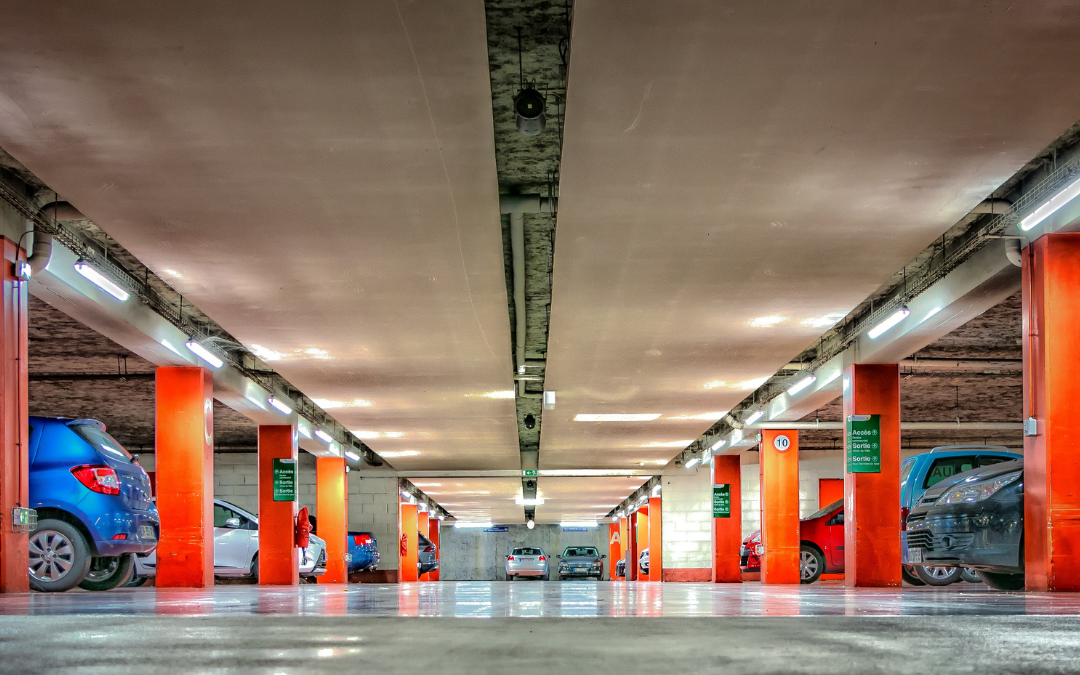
[941,470,1022,504]
[591,562,601,568]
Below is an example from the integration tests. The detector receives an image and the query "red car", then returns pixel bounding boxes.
[739,499,844,583]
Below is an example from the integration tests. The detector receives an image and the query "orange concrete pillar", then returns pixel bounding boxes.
[399,501,418,582]
[1023,233,1080,591]
[427,517,440,581]
[155,367,214,588]
[843,363,901,587]
[258,424,298,585]
[636,505,649,581]
[619,517,630,580]
[712,454,743,583]
[760,429,800,584]
[608,522,622,580]
[417,509,429,581]
[626,513,638,581]
[316,456,347,584]
[0,239,28,593]
[648,496,662,582]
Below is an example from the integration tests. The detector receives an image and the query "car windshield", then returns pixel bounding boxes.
[803,499,843,520]
[513,548,542,556]
[71,423,133,463]
[563,547,599,557]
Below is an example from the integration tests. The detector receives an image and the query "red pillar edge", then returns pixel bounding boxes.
[0,239,28,592]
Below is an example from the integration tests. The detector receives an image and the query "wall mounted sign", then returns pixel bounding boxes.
[484,526,510,533]
[272,458,297,501]
[712,484,731,518]
[846,414,882,473]
[562,527,589,532]
[773,434,791,452]
[522,469,538,477]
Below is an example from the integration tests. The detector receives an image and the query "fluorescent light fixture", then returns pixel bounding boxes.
[344,450,360,462]
[315,429,334,444]
[574,413,661,422]
[185,341,223,369]
[73,261,129,301]
[745,410,764,425]
[651,485,661,497]
[518,364,526,374]
[268,396,292,414]
[617,511,626,519]
[159,339,186,359]
[867,306,910,339]
[787,374,817,396]
[560,520,597,528]
[710,439,726,452]
[1020,175,1080,231]
[684,457,700,469]
[611,516,619,523]
[515,497,545,506]
[454,521,493,529]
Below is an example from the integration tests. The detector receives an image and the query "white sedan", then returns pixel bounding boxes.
[134,499,327,580]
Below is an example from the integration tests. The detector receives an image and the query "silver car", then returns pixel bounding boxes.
[505,546,549,580]
[134,499,327,581]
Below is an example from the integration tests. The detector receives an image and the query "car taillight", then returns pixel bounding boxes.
[71,465,120,495]
[754,544,764,556]
[421,545,434,553]
[900,507,910,529]
[538,555,546,561]
[507,555,514,561]
[353,534,373,546]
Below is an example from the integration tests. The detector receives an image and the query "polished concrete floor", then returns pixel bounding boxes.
[3,581,1080,673]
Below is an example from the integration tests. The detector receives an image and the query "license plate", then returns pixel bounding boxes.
[908,547,923,563]
[574,568,585,572]
[140,524,156,540]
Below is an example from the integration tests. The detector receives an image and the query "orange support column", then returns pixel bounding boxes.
[843,363,901,587]
[608,522,622,580]
[258,424,298,585]
[636,505,649,581]
[712,455,743,583]
[155,367,214,588]
[626,513,638,581]
[399,501,418,582]
[760,429,800,584]
[417,509,429,581]
[316,456,347,584]
[648,496,662,582]
[427,517,440,581]
[0,239,28,593]
[619,517,630,580]
[1023,233,1080,591]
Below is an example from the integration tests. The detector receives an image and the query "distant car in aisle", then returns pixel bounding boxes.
[906,458,1025,591]
[28,416,159,592]
[133,499,327,582]
[640,548,649,575]
[615,557,626,578]
[347,532,381,573]
[557,546,605,580]
[505,546,549,580]
[418,533,439,575]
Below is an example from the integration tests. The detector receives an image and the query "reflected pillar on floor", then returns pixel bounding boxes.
[712,454,743,583]
[843,363,901,587]
[399,501,418,582]
[428,517,440,581]
[258,424,298,586]
[316,456,347,584]
[1023,233,1080,591]
[608,522,622,581]
[760,429,800,584]
[648,496,662,582]
[636,505,649,581]
[155,367,214,588]
[0,239,28,593]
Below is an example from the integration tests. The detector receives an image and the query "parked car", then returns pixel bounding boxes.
[28,416,159,592]
[906,458,1025,591]
[418,533,439,575]
[505,546,549,580]
[557,546,605,580]
[133,499,327,582]
[347,532,380,574]
[640,547,649,575]
[615,557,626,578]
[739,445,1021,584]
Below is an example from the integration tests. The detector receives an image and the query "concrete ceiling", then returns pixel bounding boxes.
[541,0,1080,470]
[0,0,519,471]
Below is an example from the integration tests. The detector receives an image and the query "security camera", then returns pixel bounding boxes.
[524,414,536,430]
[525,480,536,489]
[514,88,546,136]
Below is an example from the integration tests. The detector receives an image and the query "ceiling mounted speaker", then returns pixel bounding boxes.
[514,88,546,136]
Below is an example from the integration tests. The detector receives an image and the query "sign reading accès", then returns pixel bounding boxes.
[272,458,297,501]
[846,414,881,474]
[712,484,731,518]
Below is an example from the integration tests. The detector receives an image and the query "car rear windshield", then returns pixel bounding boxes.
[71,424,133,463]
[563,547,598,557]
[513,548,542,556]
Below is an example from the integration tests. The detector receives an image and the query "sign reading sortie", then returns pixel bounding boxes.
[846,414,882,473]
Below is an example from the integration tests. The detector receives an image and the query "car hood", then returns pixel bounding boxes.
[918,458,1024,505]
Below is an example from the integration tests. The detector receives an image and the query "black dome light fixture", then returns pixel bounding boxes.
[514,27,546,136]
[523,413,536,430]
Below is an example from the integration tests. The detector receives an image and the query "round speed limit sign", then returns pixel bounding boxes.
[773,434,791,452]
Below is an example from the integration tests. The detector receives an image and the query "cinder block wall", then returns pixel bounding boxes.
[660,464,712,570]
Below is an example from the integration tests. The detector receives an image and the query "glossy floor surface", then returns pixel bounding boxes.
[3,581,1080,673]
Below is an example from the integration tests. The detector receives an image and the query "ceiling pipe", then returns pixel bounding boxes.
[28,201,84,275]
[900,357,1022,370]
[748,421,1022,430]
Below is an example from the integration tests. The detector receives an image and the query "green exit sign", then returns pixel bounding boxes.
[522,470,537,477]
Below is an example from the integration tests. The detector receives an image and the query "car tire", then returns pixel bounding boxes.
[127,575,150,588]
[977,570,1025,591]
[542,574,549,581]
[960,568,983,584]
[799,545,825,584]
[248,554,259,582]
[509,574,517,581]
[901,565,926,586]
[914,565,962,586]
[28,519,92,593]
[79,553,136,591]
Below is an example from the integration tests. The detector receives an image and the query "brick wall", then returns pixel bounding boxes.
[660,463,712,570]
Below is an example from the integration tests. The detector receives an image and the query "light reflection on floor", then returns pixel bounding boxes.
[1,580,1080,617]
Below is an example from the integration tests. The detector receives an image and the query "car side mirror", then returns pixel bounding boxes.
[601,554,607,558]
[224,517,241,529]
[556,555,562,559]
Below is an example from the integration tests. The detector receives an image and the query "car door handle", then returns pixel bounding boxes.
[836,546,844,550]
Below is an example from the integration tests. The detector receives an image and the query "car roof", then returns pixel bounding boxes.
[927,445,1019,456]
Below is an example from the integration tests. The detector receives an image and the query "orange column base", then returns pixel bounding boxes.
[712,455,742,583]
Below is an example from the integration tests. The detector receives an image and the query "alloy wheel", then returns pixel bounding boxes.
[28,530,76,582]
[799,550,819,581]
[924,566,954,580]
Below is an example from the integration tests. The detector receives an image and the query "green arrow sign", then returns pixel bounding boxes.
[522,469,537,477]
[846,414,881,473]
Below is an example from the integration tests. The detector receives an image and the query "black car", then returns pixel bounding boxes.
[905,458,1024,590]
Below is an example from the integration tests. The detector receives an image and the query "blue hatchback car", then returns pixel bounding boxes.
[28,416,159,592]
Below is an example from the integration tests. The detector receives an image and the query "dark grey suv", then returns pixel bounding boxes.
[557,546,605,580]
